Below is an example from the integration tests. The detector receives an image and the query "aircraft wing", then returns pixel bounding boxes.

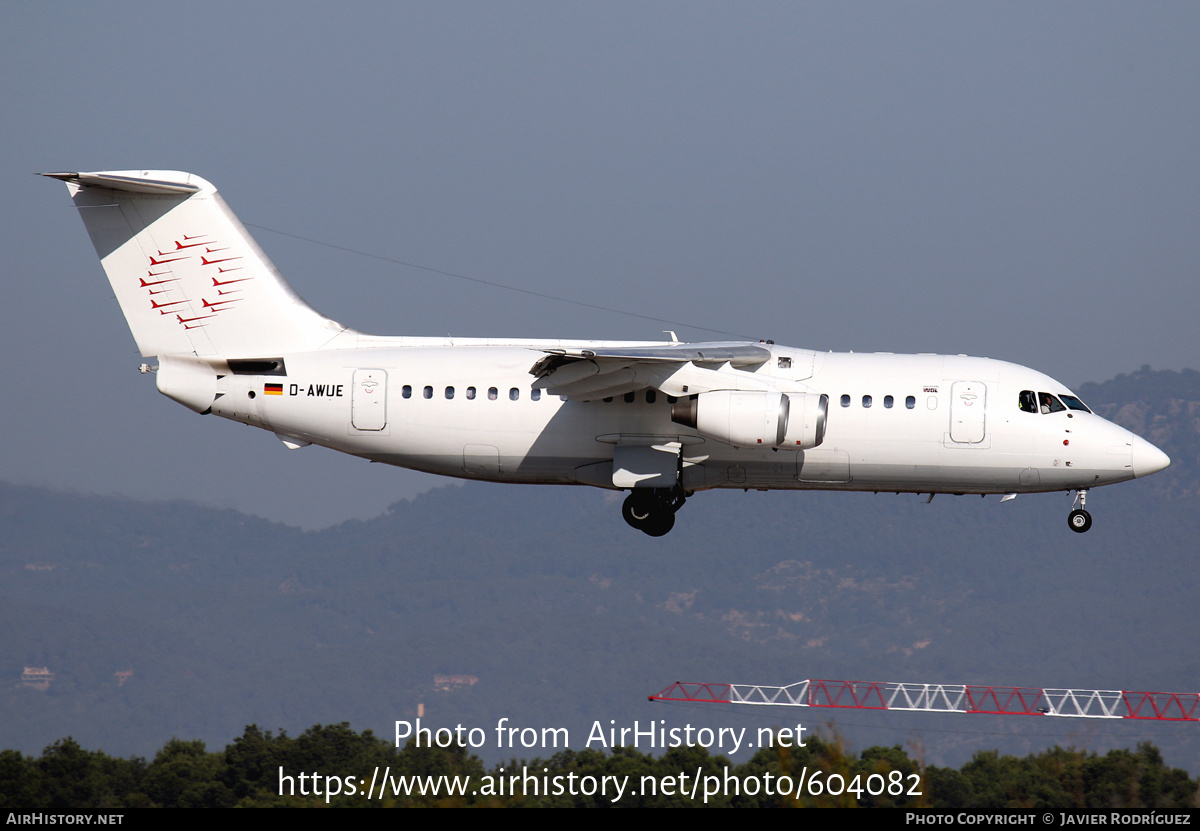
[529,342,771,400]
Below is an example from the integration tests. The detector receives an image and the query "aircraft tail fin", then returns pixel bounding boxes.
[45,170,354,359]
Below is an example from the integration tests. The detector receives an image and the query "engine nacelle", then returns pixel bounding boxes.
[671,390,828,449]
[779,392,828,449]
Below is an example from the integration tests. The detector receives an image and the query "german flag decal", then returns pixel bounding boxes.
[264,383,283,396]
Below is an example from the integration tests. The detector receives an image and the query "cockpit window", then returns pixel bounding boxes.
[1038,392,1066,414]
[1059,394,1091,413]
[1018,390,1038,413]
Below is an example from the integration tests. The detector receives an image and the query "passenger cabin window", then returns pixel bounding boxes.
[488,387,498,400]
[445,386,454,399]
[840,394,851,408]
[1019,390,1038,413]
[862,395,872,408]
[423,386,433,399]
[884,395,893,409]
[402,385,412,399]
[1038,392,1066,414]
[466,386,476,400]
[905,396,915,409]
[646,390,657,404]
[509,388,520,401]
[531,389,541,401]
[624,391,635,403]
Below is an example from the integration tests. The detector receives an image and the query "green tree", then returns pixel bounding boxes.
[143,738,231,808]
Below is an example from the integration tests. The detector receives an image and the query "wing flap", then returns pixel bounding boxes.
[549,370,642,401]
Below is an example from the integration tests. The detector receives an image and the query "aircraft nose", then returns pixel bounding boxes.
[1131,434,1170,478]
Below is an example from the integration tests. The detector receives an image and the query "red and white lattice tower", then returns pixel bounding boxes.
[650,679,1200,722]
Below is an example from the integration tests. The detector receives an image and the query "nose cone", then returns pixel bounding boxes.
[1131,435,1171,478]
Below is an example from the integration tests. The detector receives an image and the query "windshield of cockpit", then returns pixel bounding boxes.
[1018,390,1092,414]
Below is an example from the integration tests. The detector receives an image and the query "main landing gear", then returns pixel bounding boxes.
[1068,489,1092,534]
[622,487,688,537]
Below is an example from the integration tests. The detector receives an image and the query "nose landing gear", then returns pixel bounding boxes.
[1068,489,1092,533]
[622,487,688,537]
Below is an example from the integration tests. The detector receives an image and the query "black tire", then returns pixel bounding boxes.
[641,511,675,537]
[622,493,654,529]
[1068,509,1092,533]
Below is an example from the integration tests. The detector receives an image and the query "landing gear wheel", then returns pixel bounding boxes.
[641,511,675,537]
[622,494,655,530]
[1068,509,1092,533]
[622,489,685,536]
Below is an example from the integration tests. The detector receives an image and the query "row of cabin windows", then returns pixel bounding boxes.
[403,385,542,401]
[399,387,678,404]
[837,390,1094,415]
[840,394,917,410]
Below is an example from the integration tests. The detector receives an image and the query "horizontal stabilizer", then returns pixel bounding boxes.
[41,171,201,195]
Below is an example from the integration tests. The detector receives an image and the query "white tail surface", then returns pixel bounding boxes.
[47,170,354,359]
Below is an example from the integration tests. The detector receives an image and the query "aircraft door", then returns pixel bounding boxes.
[949,381,986,443]
[352,369,387,431]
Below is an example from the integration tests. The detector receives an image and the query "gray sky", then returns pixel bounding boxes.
[3,2,1197,528]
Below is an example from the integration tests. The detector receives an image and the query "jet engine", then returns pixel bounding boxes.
[670,390,827,449]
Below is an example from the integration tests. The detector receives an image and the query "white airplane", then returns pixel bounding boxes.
[45,170,1170,536]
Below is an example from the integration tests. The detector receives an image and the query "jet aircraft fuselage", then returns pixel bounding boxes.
[213,345,1159,495]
